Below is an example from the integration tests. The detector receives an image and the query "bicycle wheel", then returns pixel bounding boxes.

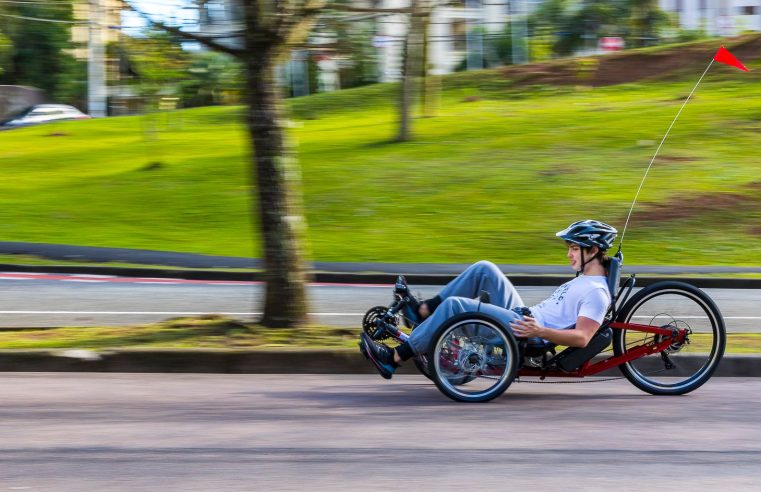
[427,313,519,403]
[413,353,477,385]
[613,281,726,395]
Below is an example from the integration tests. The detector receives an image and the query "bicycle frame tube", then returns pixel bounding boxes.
[517,321,688,378]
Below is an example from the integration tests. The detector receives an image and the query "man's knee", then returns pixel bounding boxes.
[473,260,502,278]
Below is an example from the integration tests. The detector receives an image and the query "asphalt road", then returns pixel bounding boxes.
[0,374,759,491]
[0,273,759,331]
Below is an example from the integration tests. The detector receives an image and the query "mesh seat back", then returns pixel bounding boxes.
[607,254,622,300]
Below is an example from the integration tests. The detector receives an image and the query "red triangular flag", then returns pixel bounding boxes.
[714,46,749,71]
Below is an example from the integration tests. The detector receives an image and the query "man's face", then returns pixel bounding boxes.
[566,243,598,271]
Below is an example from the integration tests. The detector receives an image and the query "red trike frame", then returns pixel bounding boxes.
[517,321,688,378]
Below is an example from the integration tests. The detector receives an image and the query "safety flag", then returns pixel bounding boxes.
[713,46,749,72]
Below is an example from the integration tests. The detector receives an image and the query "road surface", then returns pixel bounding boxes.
[0,374,758,490]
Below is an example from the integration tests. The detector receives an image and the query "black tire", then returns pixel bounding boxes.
[427,313,519,403]
[613,281,726,395]
[413,355,433,380]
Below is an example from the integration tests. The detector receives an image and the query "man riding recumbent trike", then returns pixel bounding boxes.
[359,220,726,403]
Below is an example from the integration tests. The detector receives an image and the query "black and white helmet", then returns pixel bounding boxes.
[556,220,617,251]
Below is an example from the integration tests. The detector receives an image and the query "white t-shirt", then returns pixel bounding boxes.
[529,275,611,330]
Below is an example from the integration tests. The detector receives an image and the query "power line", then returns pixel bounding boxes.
[0,1,72,5]
[0,12,85,23]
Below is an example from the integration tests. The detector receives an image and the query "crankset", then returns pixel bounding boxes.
[362,306,399,341]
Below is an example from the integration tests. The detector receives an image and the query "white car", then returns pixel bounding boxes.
[0,104,92,129]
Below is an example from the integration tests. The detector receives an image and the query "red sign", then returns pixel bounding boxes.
[599,37,625,51]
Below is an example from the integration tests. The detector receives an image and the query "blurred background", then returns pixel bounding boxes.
[1,0,760,270]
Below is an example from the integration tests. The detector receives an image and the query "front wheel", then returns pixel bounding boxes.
[427,313,519,403]
[613,281,726,395]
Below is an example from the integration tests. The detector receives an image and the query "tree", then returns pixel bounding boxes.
[130,1,424,327]
[627,0,670,48]
[130,1,318,328]
[0,2,80,102]
[182,51,244,106]
[397,0,420,142]
[0,32,12,77]
[125,31,190,111]
[528,0,670,56]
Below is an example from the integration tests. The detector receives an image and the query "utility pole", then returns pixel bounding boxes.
[465,0,483,70]
[510,0,527,65]
[88,0,107,117]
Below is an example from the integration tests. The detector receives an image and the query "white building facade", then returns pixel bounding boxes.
[659,0,761,35]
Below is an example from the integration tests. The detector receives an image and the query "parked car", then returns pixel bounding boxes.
[0,104,91,129]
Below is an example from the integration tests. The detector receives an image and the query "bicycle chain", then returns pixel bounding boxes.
[515,376,627,384]
[515,367,670,384]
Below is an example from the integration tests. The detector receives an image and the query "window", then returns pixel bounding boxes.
[741,6,758,15]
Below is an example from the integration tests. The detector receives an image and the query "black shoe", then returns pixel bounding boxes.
[359,332,398,380]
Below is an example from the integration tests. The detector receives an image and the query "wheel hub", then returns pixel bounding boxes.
[459,346,485,373]
[656,321,692,354]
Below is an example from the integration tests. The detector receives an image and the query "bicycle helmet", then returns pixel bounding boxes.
[556,220,617,251]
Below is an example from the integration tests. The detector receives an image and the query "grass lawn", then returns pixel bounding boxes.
[0,316,755,353]
[2,38,761,267]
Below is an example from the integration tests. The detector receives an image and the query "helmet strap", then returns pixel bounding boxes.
[577,247,601,276]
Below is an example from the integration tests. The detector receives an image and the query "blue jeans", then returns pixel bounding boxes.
[406,261,525,355]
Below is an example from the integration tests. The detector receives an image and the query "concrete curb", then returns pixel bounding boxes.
[0,350,757,376]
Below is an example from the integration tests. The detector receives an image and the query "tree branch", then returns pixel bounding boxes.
[322,5,414,14]
[125,1,246,58]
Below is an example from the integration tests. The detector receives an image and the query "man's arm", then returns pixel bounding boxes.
[509,316,600,348]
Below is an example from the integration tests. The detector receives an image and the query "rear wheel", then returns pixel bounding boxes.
[613,281,726,395]
[427,313,519,403]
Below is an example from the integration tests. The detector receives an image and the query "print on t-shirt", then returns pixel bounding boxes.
[547,283,570,305]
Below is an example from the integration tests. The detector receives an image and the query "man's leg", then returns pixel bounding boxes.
[400,296,522,358]
[423,261,524,315]
[362,296,521,379]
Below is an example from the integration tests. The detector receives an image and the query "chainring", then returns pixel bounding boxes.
[362,306,398,341]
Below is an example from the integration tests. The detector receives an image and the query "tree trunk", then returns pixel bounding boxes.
[245,50,310,328]
[419,8,438,118]
[396,0,419,142]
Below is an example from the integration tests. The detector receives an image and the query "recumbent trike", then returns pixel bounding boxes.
[361,254,726,403]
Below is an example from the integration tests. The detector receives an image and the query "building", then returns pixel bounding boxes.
[659,0,761,35]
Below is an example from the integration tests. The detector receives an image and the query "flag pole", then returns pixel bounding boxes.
[617,58,715,253]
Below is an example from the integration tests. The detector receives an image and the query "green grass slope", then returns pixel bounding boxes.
[2,37,761,266]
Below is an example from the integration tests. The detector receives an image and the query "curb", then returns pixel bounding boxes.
[2,263,761,288]
[0,350,758,376]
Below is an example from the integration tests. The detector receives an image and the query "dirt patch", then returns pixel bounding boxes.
[538,164,577,177]
[630,191,757,222]
[654,155,701,163]
[748,225,761,236]
[744,181,761,192]
[500,34,761,88]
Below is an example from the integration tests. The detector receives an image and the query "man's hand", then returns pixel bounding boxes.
[509,316,544,339]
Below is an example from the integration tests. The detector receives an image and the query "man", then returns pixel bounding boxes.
[359,219,618,379]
